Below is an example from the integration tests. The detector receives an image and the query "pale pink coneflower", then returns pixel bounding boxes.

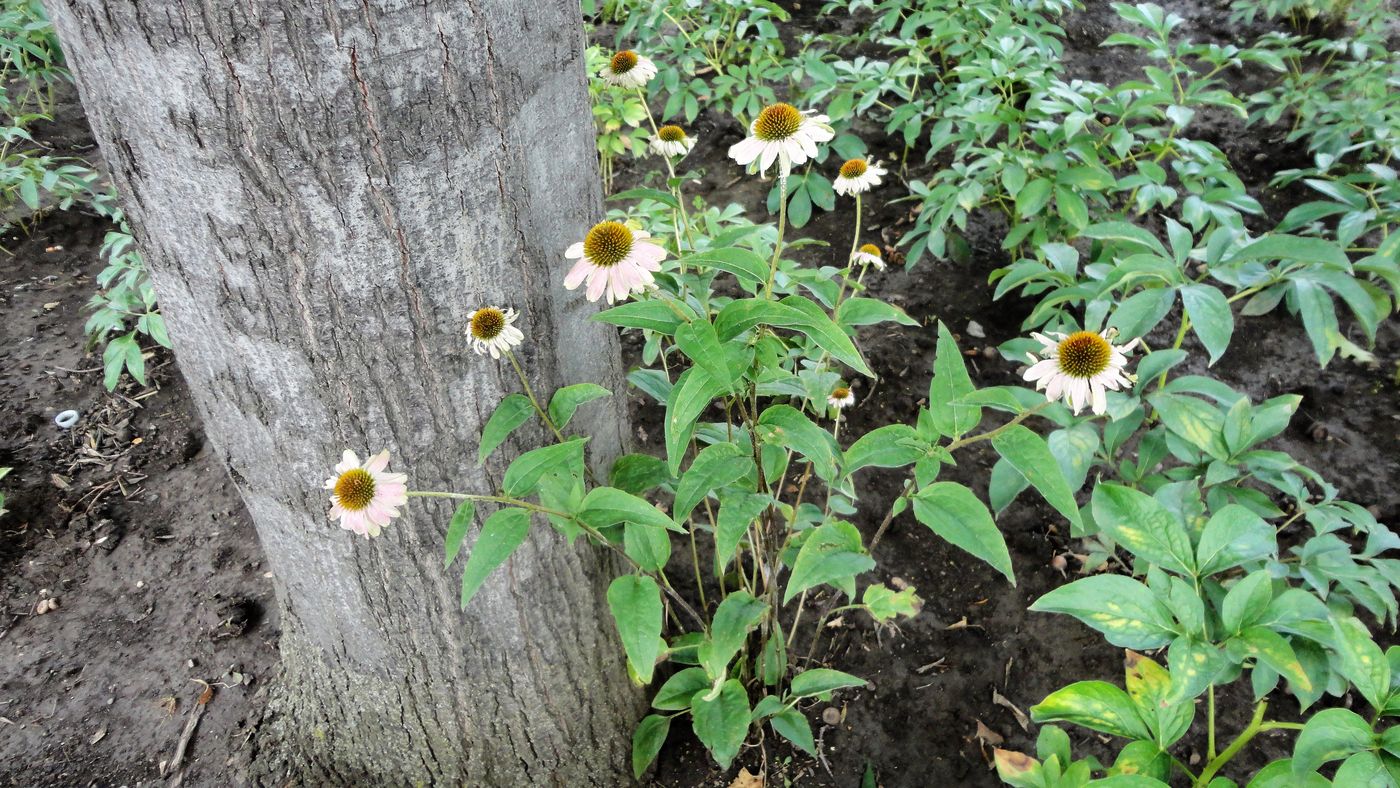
[324,450,408,538]
[564,220,667,304]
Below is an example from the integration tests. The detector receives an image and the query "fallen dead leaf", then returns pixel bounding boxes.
[946,617,968,630]
[90,726,107,745]
[42,301,60,311]
[975,720,1004,746]
[993,689,1030,731]
[729,767,763,788]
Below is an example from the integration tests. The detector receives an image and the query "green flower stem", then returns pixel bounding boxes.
[1194,700,1302,787]
[1155,314,1192,391]
[1208,685,1217,758]
[765,176,789,298]
[505,350,567,446]
[833,193,863,311]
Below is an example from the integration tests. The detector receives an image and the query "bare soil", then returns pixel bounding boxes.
[1,2,1397,786]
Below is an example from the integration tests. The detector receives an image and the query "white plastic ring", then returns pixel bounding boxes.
[55,410,80,429]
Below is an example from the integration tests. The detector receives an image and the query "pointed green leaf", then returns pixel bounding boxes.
[460,508,531,609]
[607,574,664,684]
[913,482,1014,585]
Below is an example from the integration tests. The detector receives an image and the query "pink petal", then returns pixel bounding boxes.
[564,258,593,289]
[565,241,584,259]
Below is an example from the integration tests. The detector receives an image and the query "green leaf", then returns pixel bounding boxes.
[1221,570,1274,634]
[912,482,1014,585]
[609,186,679,209]
[927,322,981,437]
[1149,393,1229,460]
[652,666,710,710]
[102,332,141,390]
[1166,636,1226,704]
[1016,178,1053,218]
[1331,751,1393,786]
[674,442,753,522]
[1081,221,1169,257]
[631,714,671,779]
[1091,483,1195,576]
[443,500,476,568]
[790,668,868,697]
[770,708,817,755]
[460,508,531,609]
[594,299,693,334]
[609,453,672,495]
[675,318,734,389]
[691,678,750,768]
[665,366,730,475]
[607,574,664,684]
[623,521,671,571]
[1030,680,1153,740]
[1056,185,1089,230]
[1233,234,1351,269]
[837,297,919,328]
[698,591,767,679]
[1292,708,1374,777]
[863,583,922,622]
[677,247,768,289]
[1233,627,1313,694]
[478,394,534,464]
[991,424,1083,532]
[547,383,610,430]
[1124,651,1194,747]
[1195,505,1277,575]
[1031,576,1175,650]
[777,295,873,376]
[1111,740,1171,782]
[714,298,807,339]
[784,521,875,604]
[1331,616,1390,711]
[758,405,840,482]
[714,491,769,576]
[844,424,926,474]
[579,486,682,532]
[503,439,585,497]
[1179,284,1234,366]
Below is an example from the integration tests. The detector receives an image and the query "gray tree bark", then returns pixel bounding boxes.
[43,1,642,784]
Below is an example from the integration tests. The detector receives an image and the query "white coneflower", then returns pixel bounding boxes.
[1022,329,1139,415]
[599,49,656,88]
[564,220,667,304]
[728,102,834,179]
[833,157,886,196]
[827,385,855,410]
[851,243,885,271]
[650,124,696,158]
[467,306,524,359]
[324,450,408,538]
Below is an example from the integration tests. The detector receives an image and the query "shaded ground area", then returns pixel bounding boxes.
[0,186,276,787]
[0,1,1397,786]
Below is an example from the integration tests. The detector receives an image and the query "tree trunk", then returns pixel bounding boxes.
[43,1,642,783]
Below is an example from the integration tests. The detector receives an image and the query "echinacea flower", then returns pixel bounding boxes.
[851,243,886,271]
[324,450,408,538]
[650,124,696,158]
[833,157,887,196]
[1023,329,1139,415]
[565,220,667,304]
[467,306,524,359]
[827,385,855,410]
[728,103,834,179]
[599,49,656,88]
